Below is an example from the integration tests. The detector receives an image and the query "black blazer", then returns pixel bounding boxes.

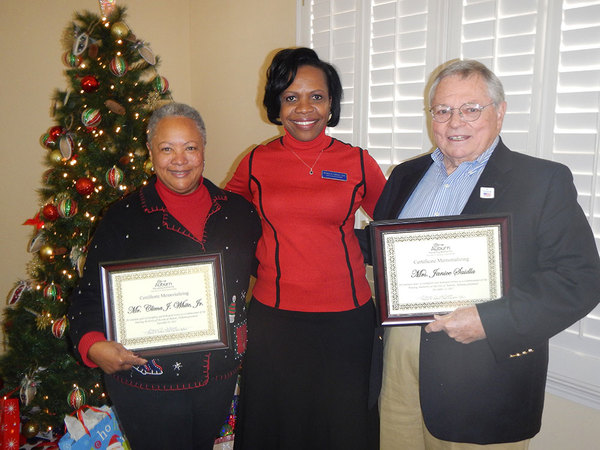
[373,138,600,443]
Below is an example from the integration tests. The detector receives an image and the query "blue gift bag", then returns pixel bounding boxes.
[58,405,129,450]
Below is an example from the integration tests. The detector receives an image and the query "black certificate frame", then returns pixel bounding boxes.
[370,214,510,326]
[100,253,228,356]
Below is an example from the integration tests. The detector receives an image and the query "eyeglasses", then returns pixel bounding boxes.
[429,102,495,123]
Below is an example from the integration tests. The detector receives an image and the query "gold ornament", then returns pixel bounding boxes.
[36,311,53,330]
[110,21,130,39]
[23,420,40,439]
[146,90,161,110]
[49,149,64,164]
[26,258,43,276]
[143,159,154,175]
[39,244,54,261]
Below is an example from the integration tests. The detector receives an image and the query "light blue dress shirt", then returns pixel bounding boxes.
[399,137,499,219]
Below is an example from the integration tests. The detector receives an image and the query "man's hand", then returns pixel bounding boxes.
[88,341,147,374]
[424,306,486,344]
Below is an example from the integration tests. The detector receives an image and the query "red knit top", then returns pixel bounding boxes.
[155,177,212,240]
[226,129,386,312]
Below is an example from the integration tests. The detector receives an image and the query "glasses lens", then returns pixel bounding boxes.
[431,106,451,122]
[459,104,483,122]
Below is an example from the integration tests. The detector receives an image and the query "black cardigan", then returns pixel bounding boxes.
[68,176,261,390]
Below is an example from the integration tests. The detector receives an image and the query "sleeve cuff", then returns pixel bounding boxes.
[78,331,107,368]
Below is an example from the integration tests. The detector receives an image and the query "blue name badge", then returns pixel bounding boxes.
[321,170,348,181]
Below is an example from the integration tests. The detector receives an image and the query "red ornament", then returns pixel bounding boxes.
[75,177,95,195]
[109,56,128,77]
[52,317,68,339]
[106,166,124,188]
[62,51,82,68]
[7,281,29,306]
[57,197,78,218]
[67,386,86,409]
[42,204,59,221]
[80,75,100,93]
[43,283,62,301]
[48,126,64,141]
[81,108,102,128]
[153,75,169,94]
[40,132,56,149]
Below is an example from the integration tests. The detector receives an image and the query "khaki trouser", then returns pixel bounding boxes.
[379,326,530,450]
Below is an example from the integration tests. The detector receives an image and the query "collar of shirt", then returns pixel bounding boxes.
[399,136,500,219]
[430,136,499,174]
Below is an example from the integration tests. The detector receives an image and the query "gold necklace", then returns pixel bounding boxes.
[287,146,325,175]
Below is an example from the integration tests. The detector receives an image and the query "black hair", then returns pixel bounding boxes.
[263,47,342,127]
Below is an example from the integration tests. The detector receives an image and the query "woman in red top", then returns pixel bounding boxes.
[227,48,386,449]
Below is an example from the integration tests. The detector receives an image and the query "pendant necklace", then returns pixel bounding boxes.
[287,146,325,175]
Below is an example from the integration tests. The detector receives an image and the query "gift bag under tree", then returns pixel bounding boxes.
[58,405,129,450]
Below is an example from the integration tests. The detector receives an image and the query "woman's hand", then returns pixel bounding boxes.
[87,341,147,374]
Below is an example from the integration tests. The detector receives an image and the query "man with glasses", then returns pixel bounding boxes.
[373,60,600,449]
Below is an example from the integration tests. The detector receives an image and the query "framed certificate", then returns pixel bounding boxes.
[370,215,510,325]
[100,253,228,356]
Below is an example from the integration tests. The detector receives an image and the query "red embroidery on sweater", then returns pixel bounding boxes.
[213,365,242,382]
[140,183,230,250]
[161,210,205,247]
[139,188,167,214]
[236,324,247,355]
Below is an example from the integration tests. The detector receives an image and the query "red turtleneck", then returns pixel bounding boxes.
[155,177,212,240]
[226,129,386,312]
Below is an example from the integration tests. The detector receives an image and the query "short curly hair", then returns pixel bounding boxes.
[146,102,207,145]
[263,47,343,127]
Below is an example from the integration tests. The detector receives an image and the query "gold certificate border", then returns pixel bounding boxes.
[100,253,228,356]
[370,215,510,326]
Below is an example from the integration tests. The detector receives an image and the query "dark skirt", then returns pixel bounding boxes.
[104,373,237,450]
[234,299,379,450]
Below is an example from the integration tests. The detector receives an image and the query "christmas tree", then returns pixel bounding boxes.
[0,2,171,437]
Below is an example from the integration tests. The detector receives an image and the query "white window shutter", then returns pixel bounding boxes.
[299,0,600,409]
[545,0,600,408]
